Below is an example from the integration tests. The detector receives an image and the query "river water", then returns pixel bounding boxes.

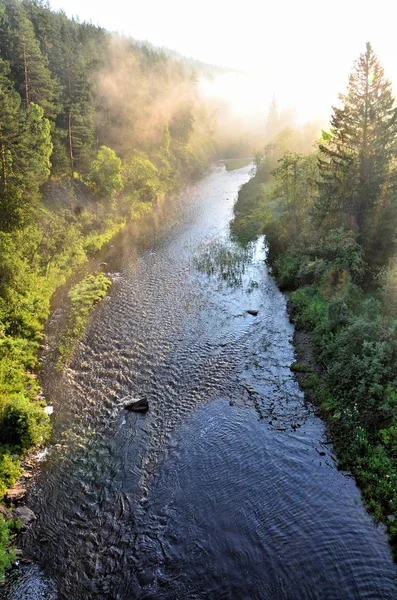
[2,165,397,599]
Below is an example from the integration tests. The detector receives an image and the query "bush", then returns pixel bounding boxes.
[86,146,123,200]
[0,517,15,578]
[0,451,21,497]
[289,288,328,331]
[0,394,51,451]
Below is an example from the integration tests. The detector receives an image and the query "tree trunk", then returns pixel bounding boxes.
[358,51,370,230]
[0,123,7,189]
[67,59,74,177]
[68,112,74,177]
[22,35,30,107]
[292,160,298,237]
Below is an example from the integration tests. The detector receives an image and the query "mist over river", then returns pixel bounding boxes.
[1,164,397,599]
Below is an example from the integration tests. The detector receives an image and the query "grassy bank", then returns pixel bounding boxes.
[57,273,112,368]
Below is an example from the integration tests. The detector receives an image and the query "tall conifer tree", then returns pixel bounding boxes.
[316,43,397,266]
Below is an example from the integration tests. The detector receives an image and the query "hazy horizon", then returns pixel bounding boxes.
[47,0,397,126]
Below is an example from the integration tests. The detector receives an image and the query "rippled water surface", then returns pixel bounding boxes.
[2,165,397,599]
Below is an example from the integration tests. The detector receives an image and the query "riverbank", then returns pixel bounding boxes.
[286,282,397,560]
[0,168,206,574]
[231,158,397,561]
[0,197,129,574]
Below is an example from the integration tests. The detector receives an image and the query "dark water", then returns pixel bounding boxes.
[2,165,397,599]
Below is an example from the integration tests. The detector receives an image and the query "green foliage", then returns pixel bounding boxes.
[86,146,123,200]
[0,394,51,451]
[290,362,312,374]
[271,151,318,240]
[0,0,61,120]
[272,229,365,291]
[68,273,112,308]
[0,451,21,497]
[315,42,397,271]
[0,99,52,231]
[288,283,397,545]
[122,152,163,210]
[0,516,16,579]
[289,288,329,331]
[19,103,52,189]
[231,182,270,244]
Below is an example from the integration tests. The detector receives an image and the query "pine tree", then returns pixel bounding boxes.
[0,0,61,120]
[0,59,20,189]
[52,20,96,176]
[316,43,397,266]
[0,56,51,230]
[17,102,52,189]
[0,58,24,230]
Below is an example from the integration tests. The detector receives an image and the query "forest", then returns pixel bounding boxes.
[0,0,220,571]
[231,42,397,559]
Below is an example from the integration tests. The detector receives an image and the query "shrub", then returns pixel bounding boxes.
[86,146,123,199]
[0,517,16,578]
[0,394,51,451]
[0,451,21,497]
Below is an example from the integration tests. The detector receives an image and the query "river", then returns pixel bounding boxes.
[2,164,397,599]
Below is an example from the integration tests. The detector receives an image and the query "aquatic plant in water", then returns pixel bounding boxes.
[193,238,253,288]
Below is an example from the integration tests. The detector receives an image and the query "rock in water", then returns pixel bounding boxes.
[13,506,36,527]
[124,397,149,412]
[247,309,259,316]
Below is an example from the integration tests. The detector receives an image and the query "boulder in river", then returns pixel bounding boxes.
[13,506,36,527]
[247,309,259,316]
[124,397,149,412]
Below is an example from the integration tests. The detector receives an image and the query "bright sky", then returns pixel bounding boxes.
[48,0,397,124]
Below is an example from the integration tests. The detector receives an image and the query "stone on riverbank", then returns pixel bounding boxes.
[6,486,26,502]
[124,397,149,412]
[13,506,36,527]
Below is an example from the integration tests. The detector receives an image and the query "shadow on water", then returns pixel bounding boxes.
[2,164,397,599]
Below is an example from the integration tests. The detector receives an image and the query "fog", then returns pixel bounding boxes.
[49,0,397,134]
[94,35,201,155]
